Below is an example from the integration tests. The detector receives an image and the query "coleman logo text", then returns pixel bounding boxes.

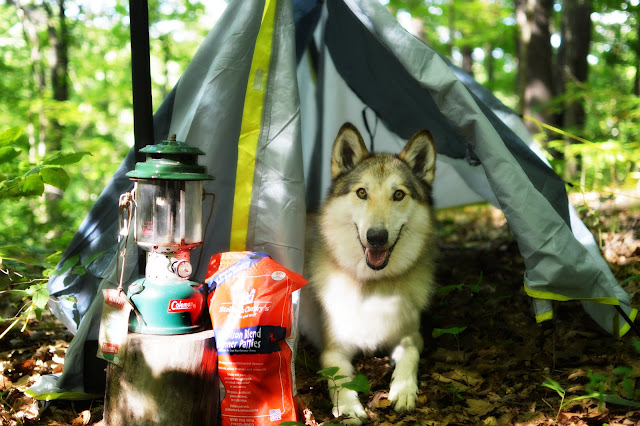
[168,299,198,313]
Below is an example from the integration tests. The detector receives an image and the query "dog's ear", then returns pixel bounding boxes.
[331,123,370,178]
[399,129,437,185]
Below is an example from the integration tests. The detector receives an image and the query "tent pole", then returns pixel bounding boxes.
[129,0,154,163]
[128,0,153,273]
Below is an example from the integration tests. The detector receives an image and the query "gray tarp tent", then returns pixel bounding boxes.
[29,0,637,400]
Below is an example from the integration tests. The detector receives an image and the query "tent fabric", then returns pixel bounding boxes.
[29,0,304,399]
[29,0,636,400]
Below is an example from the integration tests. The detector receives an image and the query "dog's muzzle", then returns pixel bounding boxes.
[364,228,392,270]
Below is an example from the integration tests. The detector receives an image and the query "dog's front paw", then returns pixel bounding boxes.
[332,389,368,424]
[388,379,418,412]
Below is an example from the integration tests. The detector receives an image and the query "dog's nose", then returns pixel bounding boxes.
[366,228,388,247]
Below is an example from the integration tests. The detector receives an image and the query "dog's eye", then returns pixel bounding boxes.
[356,188,367,199]
[393,190,405,201]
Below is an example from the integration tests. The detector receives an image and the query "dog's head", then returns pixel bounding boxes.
[321,123,437,281]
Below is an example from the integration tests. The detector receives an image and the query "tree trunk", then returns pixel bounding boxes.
[447,0,455,57]
[462,45,474,76]
[484,43,495,89]
[104,330,219,426]
[14,1,47,163]
[44,0,69,232]
[13,0,69,230]
[556,0,592,178]
[634,14,640,96]
[515,0,555,135]
[556,0,591,129]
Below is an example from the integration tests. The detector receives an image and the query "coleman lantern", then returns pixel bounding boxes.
[124,135,214,334]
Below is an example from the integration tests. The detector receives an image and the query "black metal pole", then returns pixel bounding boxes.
[129,0,153,275]
[129,0,154,163]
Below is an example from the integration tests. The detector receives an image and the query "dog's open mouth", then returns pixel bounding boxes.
[364,247,391,270]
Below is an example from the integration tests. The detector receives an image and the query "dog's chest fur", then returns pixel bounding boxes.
[310,260,431,353]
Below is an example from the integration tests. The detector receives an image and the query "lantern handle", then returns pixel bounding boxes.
[117,190,146,324]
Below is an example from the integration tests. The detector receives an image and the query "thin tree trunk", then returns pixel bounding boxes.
[515,0,555,135]
[14,2,46,163]
[557,0,591,129]
[448,0,455,57]
[634,16,640,96]
[160,34,170,101]
[14,0,69,232]
[556,0,592,179]
[484,43,495,89]
[45,0,69,233]
[462,45,474,76]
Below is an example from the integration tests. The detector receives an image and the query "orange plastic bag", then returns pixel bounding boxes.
[206,252,306,426]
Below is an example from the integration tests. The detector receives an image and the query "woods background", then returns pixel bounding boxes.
[1,1,640,424]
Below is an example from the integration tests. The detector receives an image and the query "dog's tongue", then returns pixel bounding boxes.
[365,248,387,268]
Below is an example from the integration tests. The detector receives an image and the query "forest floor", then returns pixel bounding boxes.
[1,192,640,425]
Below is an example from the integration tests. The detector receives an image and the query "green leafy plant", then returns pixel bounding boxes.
[541,376,570,421]
[42,251,105,278]
[316,366,371,419]
[0,127,90,199]
[436,274,482,305]
[0,126,97,338]
[448,383,465,402]
[432,326,467,352]
[542,370,640,421]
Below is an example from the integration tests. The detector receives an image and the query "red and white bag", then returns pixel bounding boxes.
[206,252,306,426]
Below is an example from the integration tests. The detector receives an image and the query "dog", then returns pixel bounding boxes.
[300,123,438,424]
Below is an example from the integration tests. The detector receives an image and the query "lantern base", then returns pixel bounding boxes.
[127,278,206,335]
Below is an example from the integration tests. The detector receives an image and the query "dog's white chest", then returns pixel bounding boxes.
[318,271,421,352]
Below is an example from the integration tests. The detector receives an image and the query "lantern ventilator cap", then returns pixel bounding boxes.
[126,135,215,180]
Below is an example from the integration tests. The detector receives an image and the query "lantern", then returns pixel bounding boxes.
[124,135,214,334]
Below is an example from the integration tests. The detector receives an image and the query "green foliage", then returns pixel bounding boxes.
[386,0,640,191]
[0,1,214,336]
[436,274,482,305]
[542,362,640,421]
[448,383,465,401]
[317,367,371,395]
[316,366,371,419]
[432,326,468,339]
[0,136,91,199]
[432,326,467,353]
[0,125,91,283]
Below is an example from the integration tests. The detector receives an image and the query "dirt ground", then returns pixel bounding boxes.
[1,200,640,425]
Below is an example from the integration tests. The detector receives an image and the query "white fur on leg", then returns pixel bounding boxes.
[321,348,368,424]
[388,334,423,412]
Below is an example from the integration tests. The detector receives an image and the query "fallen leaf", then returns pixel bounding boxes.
[71,409,91,426]
[12,374,32,391]
[431,372,468,390]
[482,416,498,426]
[447,369,484,387]
[466,398,496,416]
[14,359,35,374]
[302,407,318,426]
[0,374,12,390]
[11,396,39,421]
[371,398,392,409]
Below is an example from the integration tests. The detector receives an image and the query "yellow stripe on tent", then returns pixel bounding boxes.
[535,311,554,323]
[230,0,277,251]
[618,308,638,337]
[24,389,103,401]
[523,284,620,305]
[526,284,638,337]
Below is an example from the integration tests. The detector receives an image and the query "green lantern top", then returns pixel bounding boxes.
[126,135,215,181]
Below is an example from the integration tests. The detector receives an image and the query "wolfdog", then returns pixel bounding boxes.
[300,123,438,424]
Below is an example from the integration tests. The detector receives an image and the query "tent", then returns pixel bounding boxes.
[29,0,637,400]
